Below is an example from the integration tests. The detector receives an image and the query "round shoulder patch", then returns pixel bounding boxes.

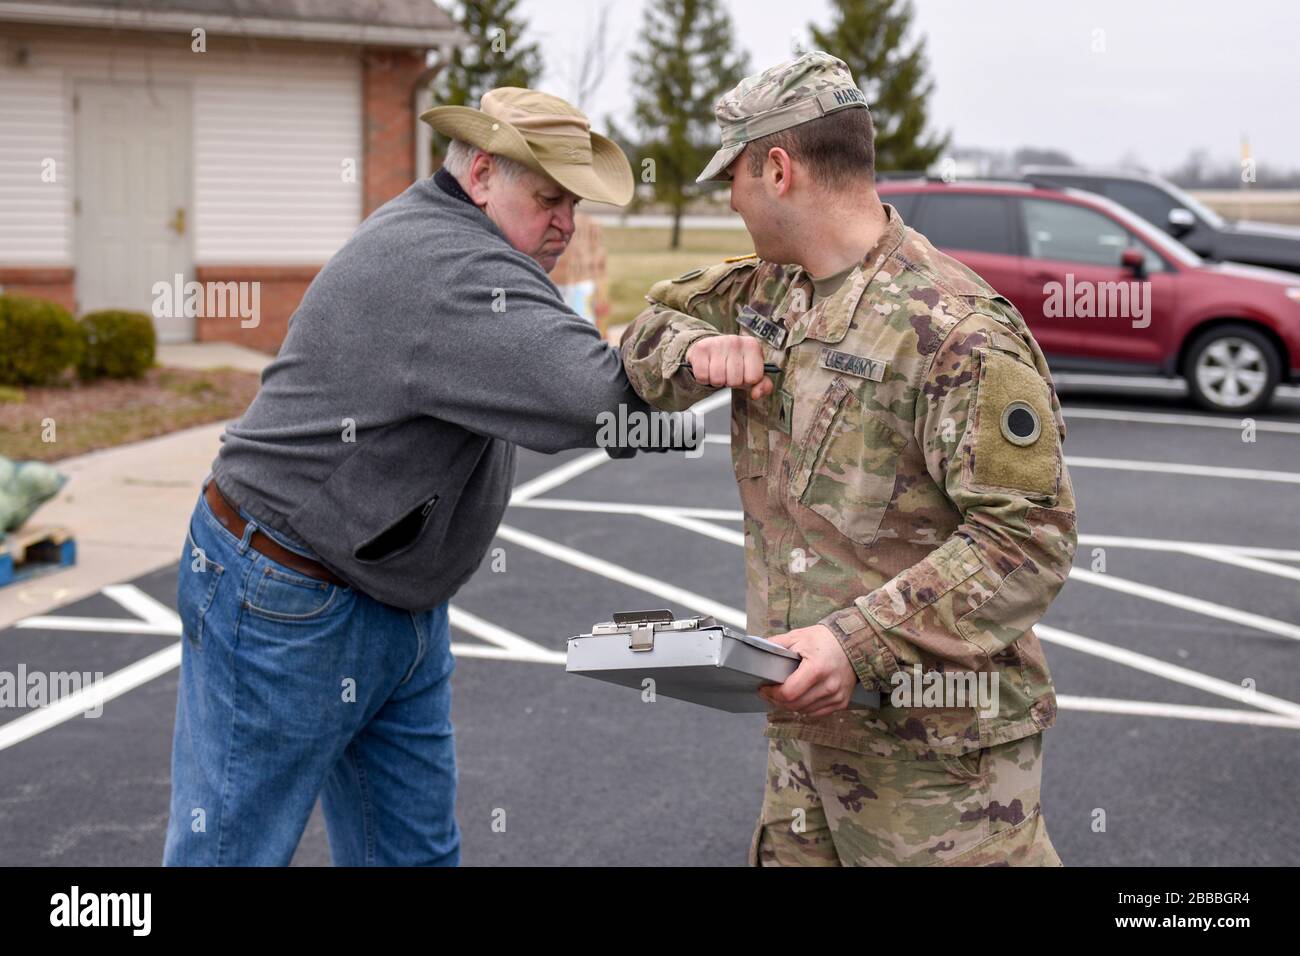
[1000,401,1041,446]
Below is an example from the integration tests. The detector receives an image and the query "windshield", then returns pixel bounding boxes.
[1160,179,1227,229]
[1063,189,1204,267]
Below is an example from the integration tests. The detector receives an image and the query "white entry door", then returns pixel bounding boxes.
[75,83,192,340]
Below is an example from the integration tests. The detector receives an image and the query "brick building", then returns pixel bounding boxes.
[0,0,463,350]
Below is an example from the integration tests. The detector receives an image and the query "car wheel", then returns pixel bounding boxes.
[1183,324,1280,414]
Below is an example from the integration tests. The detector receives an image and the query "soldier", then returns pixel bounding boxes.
[620,52,1078,866]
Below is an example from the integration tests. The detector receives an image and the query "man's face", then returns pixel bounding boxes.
[476,159,581,272]
[726,146,788,263]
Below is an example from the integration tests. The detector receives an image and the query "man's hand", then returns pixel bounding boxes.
[757,624,858,718]
[686,335,774,400]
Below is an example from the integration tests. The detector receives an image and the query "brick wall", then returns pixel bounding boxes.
[0,268,76,313]
[361,48,427,217]
[193,265,320,353]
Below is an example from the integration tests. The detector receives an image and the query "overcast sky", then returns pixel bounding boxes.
[514,0,1300,174]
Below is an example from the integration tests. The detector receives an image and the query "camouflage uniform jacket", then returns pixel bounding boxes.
[619,205,1079,758]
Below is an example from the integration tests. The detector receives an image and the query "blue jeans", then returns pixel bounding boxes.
[163,476,460,866]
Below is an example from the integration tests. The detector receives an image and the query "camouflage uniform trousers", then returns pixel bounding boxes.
[748,731,1062,866]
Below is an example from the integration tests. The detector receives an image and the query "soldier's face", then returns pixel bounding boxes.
[727,147,793,263]
[470,157,581,273]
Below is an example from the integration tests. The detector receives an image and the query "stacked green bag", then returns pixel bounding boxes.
[0,457,68,538]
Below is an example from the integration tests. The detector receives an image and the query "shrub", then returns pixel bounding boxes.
[0,295,84,386]
[76,309,156,381]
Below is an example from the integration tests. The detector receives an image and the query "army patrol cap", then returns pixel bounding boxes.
[696,51,869,184]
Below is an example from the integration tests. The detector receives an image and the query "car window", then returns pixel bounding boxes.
[1104,181,1178,228]
[1021,197,1168,273]
[1021,198,1132,266]
[882,192,920,223]
[1061,190,1201,267]
[1034,175,1094,192]
[917,193,1016,255]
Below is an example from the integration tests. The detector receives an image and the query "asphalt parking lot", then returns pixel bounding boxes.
[1,375,1298,866]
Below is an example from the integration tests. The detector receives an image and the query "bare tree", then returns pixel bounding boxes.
[566,1,619,112]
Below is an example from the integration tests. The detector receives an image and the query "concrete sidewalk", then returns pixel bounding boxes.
[0,342,272,629]
[155,341,271,373]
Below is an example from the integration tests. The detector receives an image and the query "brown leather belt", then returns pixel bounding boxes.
[203,480,349,588]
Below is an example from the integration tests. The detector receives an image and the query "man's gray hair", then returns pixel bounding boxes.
[442,139,529,184]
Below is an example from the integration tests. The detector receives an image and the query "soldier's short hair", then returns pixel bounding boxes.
[742,108,875,191]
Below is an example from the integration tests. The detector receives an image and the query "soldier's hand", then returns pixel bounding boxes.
[758,624,858,718]
[686,335,774,400]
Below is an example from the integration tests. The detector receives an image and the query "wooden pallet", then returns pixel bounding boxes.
[0,525,77,588]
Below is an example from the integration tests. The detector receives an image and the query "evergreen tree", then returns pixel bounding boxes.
[625,0,750,248]
[432,1,544,155]
[809,0,948,173]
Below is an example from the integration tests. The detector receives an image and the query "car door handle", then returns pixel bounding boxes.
[1028,270,1056,284]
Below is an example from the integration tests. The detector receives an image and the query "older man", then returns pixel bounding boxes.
[164,88,671,866]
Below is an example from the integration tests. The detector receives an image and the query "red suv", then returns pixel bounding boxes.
[877,180,1300,413]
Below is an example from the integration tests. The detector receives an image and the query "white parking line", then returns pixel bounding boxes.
[643,510,746,546]
[491,522,1300,729]
[1065,455,1300,484]
[1038,625,1300,721]
[1177,547,1300,583]
[1053,373,1300,398]
[449,606,564,664]
[1068,567,1300,642]
[495,523,747,629]
[694,433,1300,484]
[1057,696,1300,729]
[16,584,184,635]
[0,644,181,754]
[509,391,731,503]
[516,501,1300,642]
[4,585,562,750]
[1063,406,1300,434]
[512,498,745,521]
[510,450,612,504]
[1078,534,1300,563]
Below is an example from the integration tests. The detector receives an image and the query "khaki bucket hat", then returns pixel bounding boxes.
[421,87,635,206]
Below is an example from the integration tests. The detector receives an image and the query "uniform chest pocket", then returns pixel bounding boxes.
[789,378,907,546]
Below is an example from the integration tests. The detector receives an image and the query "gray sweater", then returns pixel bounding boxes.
[211,171,659,611]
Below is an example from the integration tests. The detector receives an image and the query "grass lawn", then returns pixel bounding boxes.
[603,226,752,331]
[0,366,261,462]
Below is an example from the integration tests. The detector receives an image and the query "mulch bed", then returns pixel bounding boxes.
[0,366,261,462]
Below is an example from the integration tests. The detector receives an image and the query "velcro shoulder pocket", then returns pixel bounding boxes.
[647,259,758,313]
[966,348,1061,497]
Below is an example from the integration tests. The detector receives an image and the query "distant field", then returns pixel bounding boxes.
[603,227,753,332]
[1191,190,1300,225]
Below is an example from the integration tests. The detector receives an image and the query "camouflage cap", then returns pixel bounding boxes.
[696,51,868,184]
